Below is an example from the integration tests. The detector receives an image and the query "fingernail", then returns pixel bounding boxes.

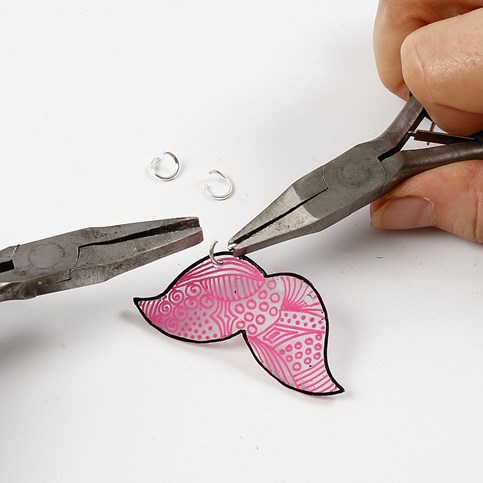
[371,197,435,229]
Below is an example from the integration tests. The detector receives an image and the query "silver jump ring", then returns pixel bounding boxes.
[209,240,223,266]
[203,169,234,201]
[150,151,180,181]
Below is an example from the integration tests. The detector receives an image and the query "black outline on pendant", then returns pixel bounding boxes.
[134,252,344,396]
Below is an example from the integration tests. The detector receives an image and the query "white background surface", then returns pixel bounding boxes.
[1,1,482,482]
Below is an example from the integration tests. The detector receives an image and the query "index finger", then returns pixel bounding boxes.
[373,0,482,97]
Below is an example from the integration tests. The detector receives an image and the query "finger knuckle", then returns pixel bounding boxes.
[401,31,442,105]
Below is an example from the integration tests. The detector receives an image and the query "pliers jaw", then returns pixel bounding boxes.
[0,217,203,302]
[228,141,389,256]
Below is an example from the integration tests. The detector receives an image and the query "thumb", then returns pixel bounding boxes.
[401,8,483,135]
[370,160,483,243]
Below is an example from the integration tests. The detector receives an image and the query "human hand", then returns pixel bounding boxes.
[371,0,483,242]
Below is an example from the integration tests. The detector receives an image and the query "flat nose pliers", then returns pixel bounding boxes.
[228,97,483,255]
[0,217,203,302]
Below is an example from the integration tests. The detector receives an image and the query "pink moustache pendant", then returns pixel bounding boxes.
[134,254,343,396]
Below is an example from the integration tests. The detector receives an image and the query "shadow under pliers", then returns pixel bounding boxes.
[0,217,203,302]
[228,97,483,255]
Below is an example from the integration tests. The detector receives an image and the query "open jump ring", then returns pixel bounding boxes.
[150,152,180,181]
[209,240,224,266]
[203,169,234,201]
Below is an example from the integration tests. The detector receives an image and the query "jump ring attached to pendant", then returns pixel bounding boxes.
[209,240,224,266]
[150,152,180,181]
[203,169,234,201]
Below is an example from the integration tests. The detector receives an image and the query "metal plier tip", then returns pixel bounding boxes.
[0,217,203,302]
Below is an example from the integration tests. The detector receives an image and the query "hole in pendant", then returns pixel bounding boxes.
[304,293,316,305]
